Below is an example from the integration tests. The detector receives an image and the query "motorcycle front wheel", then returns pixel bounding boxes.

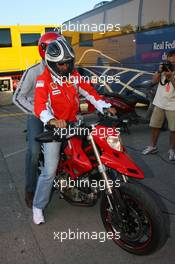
[100,183,167,255]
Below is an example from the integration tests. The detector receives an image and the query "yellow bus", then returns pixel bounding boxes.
[0,25,60,74]
[0,24,59,91]
[0,24,123,92]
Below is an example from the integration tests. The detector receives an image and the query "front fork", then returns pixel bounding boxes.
[88,132,113,195]
[88,132,127,217]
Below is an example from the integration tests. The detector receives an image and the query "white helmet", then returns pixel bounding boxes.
[45,38,75,77]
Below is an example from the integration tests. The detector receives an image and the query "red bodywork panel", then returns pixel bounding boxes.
[63,137,92,179]
[60,125,144,180]
[92,125,144,179]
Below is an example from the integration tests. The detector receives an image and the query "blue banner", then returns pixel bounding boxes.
[136,26,175,65]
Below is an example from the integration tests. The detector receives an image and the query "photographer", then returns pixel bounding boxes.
[142,50,175,161]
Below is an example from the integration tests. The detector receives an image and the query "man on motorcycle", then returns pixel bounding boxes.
[33,38,116,224]
[13,32,61,208]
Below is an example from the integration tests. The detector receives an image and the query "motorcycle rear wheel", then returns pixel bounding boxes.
[100,183,167,255]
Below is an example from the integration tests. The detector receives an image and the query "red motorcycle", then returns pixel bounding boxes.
[36,111,166,255]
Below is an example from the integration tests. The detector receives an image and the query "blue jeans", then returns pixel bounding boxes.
[33,141,61,209]
[25,115,43,192]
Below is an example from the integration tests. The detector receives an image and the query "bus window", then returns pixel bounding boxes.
[45,27,60,33]
[0,28,12,47]
[0,78,12,91]
[21,33,41,46]
[79,33,93,47]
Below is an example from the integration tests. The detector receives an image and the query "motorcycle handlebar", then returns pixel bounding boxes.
[36,111,125,143]
[46,111,121,130]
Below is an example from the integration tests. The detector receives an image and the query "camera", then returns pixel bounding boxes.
[161,61,174,72]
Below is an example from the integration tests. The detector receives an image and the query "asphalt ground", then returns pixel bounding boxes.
[0,104,175,264]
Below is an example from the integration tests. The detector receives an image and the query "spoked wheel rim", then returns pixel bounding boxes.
[105,193,153,250]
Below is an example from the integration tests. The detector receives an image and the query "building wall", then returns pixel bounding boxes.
[141,0,169,27]
[105,0,140,28]
[63,0,172,67]
[171,0,175,22]
[81,13,105,25]
[74,33,135,65]
[64,0,171,30]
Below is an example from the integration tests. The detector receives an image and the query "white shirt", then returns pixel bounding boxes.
[153,73,175,110]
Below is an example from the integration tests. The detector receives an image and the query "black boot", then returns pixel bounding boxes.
[25,192,34,208]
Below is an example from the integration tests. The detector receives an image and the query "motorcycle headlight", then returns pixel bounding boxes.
[107,136,123,151]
